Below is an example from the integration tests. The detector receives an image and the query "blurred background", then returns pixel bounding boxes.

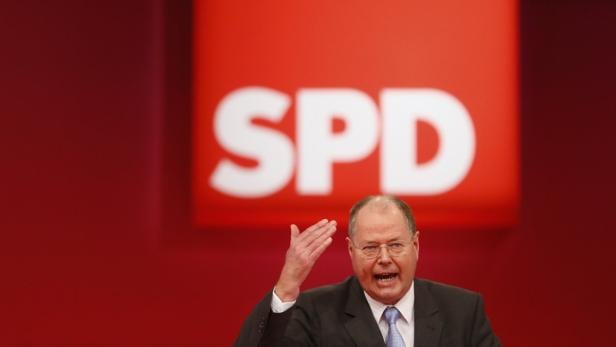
[1,0,616,345]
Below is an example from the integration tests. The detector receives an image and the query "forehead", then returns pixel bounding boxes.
[353,202,409,242]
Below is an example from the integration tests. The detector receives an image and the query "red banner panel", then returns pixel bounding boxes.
[193,0,519,230]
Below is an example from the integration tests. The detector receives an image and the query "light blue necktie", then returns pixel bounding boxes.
[384,306,405,347]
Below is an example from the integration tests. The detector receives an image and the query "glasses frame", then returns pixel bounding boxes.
[348,236,416,259]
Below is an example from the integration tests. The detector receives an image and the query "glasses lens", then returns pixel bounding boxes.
[362,247,378,258]
[389,243,405,255]
[359,243,408,258]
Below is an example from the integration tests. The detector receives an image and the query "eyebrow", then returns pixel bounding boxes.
[362,238,405,245]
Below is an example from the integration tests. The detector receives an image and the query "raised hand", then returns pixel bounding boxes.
[274,219,337,302]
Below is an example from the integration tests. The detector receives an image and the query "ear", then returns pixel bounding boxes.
[413,231,420,258]
[346,236,354,256]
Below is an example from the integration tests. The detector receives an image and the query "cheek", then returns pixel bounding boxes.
[358,260,375,277]
[396,257,415,274]
[351,257,369,276]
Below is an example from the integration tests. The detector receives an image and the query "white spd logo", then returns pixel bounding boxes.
[211,87,475,198]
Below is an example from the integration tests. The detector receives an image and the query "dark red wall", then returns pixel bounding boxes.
[1,0,615,345]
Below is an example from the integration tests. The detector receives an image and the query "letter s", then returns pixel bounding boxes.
[210,87,294,198]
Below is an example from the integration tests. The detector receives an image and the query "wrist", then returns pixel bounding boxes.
[274,282,300,302]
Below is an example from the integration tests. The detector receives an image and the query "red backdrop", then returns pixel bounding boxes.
[1,0,615,345]
[192,0,519,231]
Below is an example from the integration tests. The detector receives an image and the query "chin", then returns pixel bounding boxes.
[371,288,402,305]
[379,296,401,305]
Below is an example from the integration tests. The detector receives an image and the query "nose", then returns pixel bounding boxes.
[376,245,393,263]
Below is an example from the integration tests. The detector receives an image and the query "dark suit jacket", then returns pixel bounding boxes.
[235,277,500,347]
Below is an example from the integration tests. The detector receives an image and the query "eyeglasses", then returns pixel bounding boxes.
[350,239,412,259]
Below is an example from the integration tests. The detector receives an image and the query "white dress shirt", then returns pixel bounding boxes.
[364,281,415,347]
[271,288,295,313]
[271,281,415,347]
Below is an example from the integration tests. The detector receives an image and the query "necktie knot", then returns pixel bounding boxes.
[384,306,401,325]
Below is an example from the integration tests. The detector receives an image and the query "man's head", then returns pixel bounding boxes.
[347,195,419,305]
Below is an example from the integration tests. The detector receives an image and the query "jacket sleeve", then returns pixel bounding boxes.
[234,290,293,347]
[470,295,501,347]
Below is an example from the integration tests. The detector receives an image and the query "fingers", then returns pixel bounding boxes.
[310,235,333,259]
[288,219,335,247]
[298,219,330,240]
[287,219,336,258]
[299,219,336,245]
[308,221,336,246]
[297,220,336,261]
[307,221,336,256]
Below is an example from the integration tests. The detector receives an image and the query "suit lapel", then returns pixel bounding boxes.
[413,279,443,347]
[343,277,386,347]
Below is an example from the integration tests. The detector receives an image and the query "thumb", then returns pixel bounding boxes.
[289,224,300,242]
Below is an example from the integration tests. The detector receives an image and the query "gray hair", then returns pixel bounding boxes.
[348,195,416,238]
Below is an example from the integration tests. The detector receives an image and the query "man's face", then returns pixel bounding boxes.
[347,202,419,305]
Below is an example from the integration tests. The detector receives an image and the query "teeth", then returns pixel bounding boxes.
[375,273,397,281]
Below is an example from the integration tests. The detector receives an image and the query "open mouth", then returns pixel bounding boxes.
[374,273,398,282]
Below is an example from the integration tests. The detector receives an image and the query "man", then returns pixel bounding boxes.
[235,195,500,346]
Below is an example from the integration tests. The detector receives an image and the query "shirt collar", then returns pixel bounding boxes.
[363,280,415,324]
